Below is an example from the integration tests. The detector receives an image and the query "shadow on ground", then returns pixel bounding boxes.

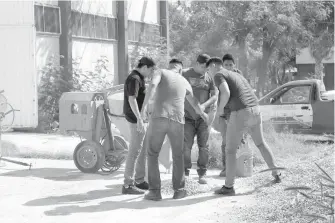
[0,168,123,181]
[25,182,224,216]
[23,178,264,217]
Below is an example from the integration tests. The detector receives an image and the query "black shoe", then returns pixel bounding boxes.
[173,189,187,199]
[274,173,282,183]
[122,185,145,195]
[135,181,149,190]
[185,169,190,177]
[214,186,235,196]
[144,190,162,201]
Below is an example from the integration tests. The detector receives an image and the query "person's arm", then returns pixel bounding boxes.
[127,78,142,121]
[217,80,230,116]
[201,78,219,109]
[185,90,208,122]
[214,73,230,116]
[141,69,162,116]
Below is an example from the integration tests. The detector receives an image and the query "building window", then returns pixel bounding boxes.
[128,20,161,44]
[71,11,117,40]
[34,4,61,34]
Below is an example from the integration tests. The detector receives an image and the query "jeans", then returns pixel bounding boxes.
[123,122,147,186]
[147,117,185,191]
[225,106,279,188]
[184,117,210,176]
[218,116,228,169]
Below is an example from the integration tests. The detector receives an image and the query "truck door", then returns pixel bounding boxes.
[263,85,313,128]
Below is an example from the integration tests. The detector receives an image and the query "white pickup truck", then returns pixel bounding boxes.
[259,79,334,134]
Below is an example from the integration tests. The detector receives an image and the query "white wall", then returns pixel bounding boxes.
[72,40,118,84]
[296,47,334,64]
[127,0,159,24]
[0,1,38,128]
[71,0,116,17]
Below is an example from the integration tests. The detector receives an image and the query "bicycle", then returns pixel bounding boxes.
[0,90,19,132]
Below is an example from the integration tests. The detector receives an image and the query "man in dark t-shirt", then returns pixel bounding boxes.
[218,54,246,177]
[206,57,282,196]
[182,54,218,184]
[122,56,156,195]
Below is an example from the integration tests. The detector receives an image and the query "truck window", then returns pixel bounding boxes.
[280,86,311,104]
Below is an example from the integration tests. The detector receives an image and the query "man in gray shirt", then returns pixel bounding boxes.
[141,59,210,201]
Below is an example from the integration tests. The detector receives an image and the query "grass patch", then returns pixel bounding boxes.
[210,125,335,223]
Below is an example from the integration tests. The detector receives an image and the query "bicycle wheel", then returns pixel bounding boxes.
[0,92,7,114]
[0,102,15,132]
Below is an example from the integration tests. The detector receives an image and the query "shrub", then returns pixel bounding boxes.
[37,56,114,133]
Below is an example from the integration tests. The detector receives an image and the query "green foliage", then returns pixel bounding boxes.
[169,1,334,93]
[129,36,169,69]
[37,56,113,132]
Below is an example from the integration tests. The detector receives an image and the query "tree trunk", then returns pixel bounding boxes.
[257,49,271,97]
[236,34,248,77]
[314,57,324,82]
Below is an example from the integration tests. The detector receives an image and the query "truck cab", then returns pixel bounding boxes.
[259,79,334,134]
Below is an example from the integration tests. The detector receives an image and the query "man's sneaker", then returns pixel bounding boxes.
[173,189,187,199]
[185,169,190,177]
[198,175,208,184]
[219,169,226,177]
[214,186,235,196]
[274,173,282,183]
[144,190,162,201]
[135,181,149,190]
[122,185,145,195]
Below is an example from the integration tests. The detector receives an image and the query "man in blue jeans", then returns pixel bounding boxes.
[122,57,156,195]
[140,59,211,201]
[182,54,218,184]
[206,57,282,196]
[219,53,245,177]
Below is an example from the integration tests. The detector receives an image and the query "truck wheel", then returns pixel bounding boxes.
[73,140,105,173]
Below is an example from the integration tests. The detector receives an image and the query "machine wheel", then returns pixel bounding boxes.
[101,135,129,173]
[73,140,106,173]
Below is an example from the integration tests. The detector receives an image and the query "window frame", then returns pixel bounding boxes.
[71,10,117,42]
[271,84,313,105]
[128,20,161,45]
[34,3,61,35]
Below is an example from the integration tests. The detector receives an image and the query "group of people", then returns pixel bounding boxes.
[121,53,281,201]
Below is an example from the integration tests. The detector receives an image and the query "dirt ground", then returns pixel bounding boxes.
[0,158,258,223]
[0,132,261,223]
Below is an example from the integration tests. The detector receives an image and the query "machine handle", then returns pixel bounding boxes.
[301,106,309,110]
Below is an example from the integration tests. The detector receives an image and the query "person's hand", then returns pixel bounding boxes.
[140,106,149,122]
[199,104,206,113]
[137,118,145,133]
[200,112,209,125]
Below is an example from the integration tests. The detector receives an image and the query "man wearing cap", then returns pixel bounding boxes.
[182,54,218,184]
[122,56,156,195]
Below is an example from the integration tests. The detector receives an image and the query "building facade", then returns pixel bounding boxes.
[34,0,169,85]
[296,47,334,91]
